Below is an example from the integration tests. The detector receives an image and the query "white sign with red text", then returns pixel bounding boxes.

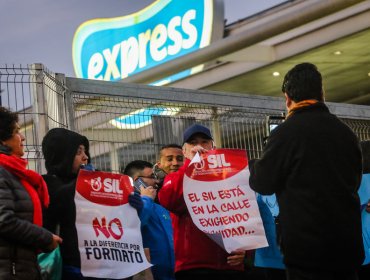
[75,170,151,279]
[183,149,268,253]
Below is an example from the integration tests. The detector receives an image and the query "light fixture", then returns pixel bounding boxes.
[272,72,280,77]
[109,107,180,129]
[333,51,342,55]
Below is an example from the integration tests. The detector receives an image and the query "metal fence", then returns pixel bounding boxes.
[2,63,370,173]
[0,64,68,171]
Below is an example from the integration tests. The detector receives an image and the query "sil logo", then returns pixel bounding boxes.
[194,154,231,170]
[194,159,205,170]
[90,177,123,194]
[91,177,102,191]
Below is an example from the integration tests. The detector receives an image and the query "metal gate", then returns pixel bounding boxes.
[1,63,370,173]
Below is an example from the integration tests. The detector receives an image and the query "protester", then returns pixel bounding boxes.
[43,128,138,280]
[249,63,364,280]
[124,160,175,280]
[254,194,286,280]
[42,128,93,279]
[253,128,286,280]
[359,140,370,280]
[0,106,62,279]
[158,123,245,280]
[154,144,184,181]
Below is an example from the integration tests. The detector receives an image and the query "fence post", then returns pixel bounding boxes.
[54,73,68,129]
[64,78,76,131]
[211,107,222,148]
[110,143,120,173]
[30,63,49,173]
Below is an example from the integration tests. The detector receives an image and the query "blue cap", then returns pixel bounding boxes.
[183,124,213,143]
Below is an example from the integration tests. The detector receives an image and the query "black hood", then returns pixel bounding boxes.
[42,128,89,180]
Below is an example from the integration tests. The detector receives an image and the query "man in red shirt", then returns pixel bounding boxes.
[158,124,245,280]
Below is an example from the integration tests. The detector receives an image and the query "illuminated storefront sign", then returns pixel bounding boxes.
[73,0,223,129]
[73,0,223,83]
[109,107,180,129]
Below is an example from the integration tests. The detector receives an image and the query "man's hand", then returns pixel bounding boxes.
[128,191,144,213]
[227,250,245,266]
[183,144,210,160]
[141,186,157,200]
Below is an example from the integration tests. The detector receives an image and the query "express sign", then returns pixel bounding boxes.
[72,0,223,83]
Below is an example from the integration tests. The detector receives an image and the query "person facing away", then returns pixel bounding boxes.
[248,63,364,280]
[41,127,97,280]
[154,144,184,186]
[158,123,246,280]
[124,160,175,280]
[0,106,62,280]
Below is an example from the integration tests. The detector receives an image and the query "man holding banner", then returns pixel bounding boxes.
[42,128,150,279]
[159,124,267,280]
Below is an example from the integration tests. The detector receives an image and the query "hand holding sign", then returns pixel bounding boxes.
[183,143,211,160]
[227,250,246,266]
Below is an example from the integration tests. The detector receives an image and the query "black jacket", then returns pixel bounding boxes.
[0,148,53,279]
[249,102,364,270]
[42,175,80,267]
[42,128,89,268]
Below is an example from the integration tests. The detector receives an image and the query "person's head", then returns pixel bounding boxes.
[182,124,214,159]
[282,63,324,104]
[42,128,89,179]
[360,140,370,174]
[157,144,184,174]
[0,106,25,157]
[123,160,159,189]
[183,124,214,148]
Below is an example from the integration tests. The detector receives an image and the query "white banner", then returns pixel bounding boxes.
[75,170,151,279]
[183,149,268,253]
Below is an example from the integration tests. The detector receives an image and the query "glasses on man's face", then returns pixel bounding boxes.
[138,174,157,180]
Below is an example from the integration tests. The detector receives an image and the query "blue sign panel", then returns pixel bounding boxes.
[73,0,220,83]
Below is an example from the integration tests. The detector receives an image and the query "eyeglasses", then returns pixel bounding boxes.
[138,174,157,180]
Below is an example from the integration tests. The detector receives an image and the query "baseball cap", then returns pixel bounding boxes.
[183,124,213,143]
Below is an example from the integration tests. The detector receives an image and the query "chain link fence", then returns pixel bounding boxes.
[0,64,68,171]
[1,64,370,173]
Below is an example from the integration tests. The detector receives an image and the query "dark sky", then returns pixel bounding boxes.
[0,0,286,77]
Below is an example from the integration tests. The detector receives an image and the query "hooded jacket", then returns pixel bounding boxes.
[41,128,89,268]
[42,128,89,181]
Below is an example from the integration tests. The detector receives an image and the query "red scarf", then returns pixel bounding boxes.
[0,153,49,226]
[286,99,318,119]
